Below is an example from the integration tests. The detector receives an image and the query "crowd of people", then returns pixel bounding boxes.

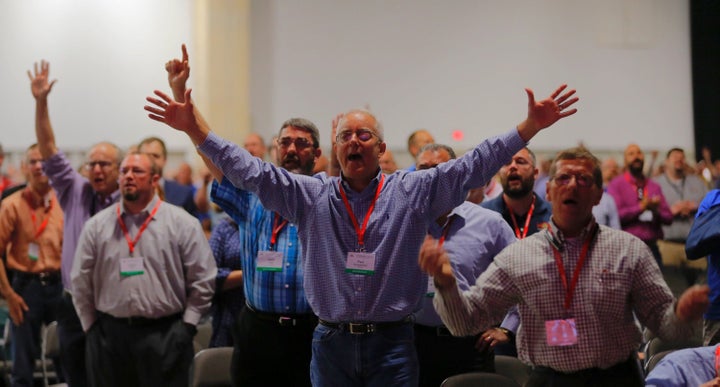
[0,44,717,387]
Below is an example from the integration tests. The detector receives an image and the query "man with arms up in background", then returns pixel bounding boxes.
[28,60,121,387]
[165,46,318,386]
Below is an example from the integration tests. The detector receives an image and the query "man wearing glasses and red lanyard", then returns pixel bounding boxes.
[146,56,579,385]
[420,146,709,386]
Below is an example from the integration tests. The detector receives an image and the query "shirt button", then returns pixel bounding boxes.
[286,263,290,267]
[285,284,289,289]
[286,306,290,310]
[288,243,293,246]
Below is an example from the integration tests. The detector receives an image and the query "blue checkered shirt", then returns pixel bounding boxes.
[212,179,311,314]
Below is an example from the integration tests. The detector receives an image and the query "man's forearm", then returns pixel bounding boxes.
[35,97,58,159]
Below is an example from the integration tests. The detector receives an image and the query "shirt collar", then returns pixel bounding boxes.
[339,168,383,196]
[119,194,161,217]
[548,216,598,247]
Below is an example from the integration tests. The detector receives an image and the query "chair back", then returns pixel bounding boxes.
[441,372,520,387]
[495,355,532,386]
[189,347,233,387]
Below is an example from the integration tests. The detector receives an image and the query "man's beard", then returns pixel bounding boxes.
[503,178,534,199]
[628,159,644,176]
[282,156,314,175]
[123,191,139,201]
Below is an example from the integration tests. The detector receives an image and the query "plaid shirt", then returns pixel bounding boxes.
[435,219,698,373]
[212,179,311,315]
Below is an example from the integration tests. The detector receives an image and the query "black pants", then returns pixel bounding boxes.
[526,357,643,387]
[57,292,87,387]
[413,324,494,387]
[86,313,193,387]
[231,305,316,387]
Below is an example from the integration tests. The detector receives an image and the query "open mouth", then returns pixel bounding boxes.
[563,198,578,205]
[348,154,362,161]
[507,175,521,183]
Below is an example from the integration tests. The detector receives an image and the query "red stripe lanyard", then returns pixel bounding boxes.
[29,200,52,239]
[715,345,720,376]
[338,174,385,251]
[506,195,535,240]
[624,171,647,200]
[437,216,455,248]
[116,201,161,256]
[269,212,288,250]
[549,227,594,310]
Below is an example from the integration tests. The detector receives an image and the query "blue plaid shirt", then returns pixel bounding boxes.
[207,217,244,347]
[212,179,311,315]
[200,128,525,322]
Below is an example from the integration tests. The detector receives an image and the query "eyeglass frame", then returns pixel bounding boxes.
[84,160,117,170]
[335,129,380,144]
[276,136,316,150]
[551,173,596,188]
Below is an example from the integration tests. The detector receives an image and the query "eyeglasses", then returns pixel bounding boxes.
[277,137,314,149]
[84,160,115,170]
[552,173,595,187]
[336,129,377,144]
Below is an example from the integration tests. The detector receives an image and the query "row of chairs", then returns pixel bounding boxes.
[188,352,533,387]
[0,319,215,387]
[439,329,706,387]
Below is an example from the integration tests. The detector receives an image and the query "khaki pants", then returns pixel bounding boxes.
[658,240,707,270]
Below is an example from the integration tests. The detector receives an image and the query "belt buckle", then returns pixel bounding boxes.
[278,316,296,327]
[349,323,374,335]
[39,272,49,286]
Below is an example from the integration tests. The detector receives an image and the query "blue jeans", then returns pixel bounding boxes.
[310,323,418,387]
[10,274,62,387]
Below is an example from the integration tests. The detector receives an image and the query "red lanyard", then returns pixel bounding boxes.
[624,172,647,200]
[338,174,385,250]
[506,195,535,239]
[269,212,288,249]
[437,216,455,248]
[24,190,52,239]
[715,345,720,376]
[116,201,161,256]
[549,225,595,310]
[30,202,52,239]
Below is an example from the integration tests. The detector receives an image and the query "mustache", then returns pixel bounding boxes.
[282,155,301,164]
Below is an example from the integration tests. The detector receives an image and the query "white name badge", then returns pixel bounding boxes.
[639,210,654,222]
[545,318,578,346]
[120,257,145,277]
[257,251,284,272]
[426,276,436,297]
[28,243,40,261]
[345,251,376,275]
